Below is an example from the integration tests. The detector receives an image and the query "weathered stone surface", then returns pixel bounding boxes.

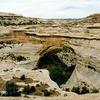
[37,45,100,92]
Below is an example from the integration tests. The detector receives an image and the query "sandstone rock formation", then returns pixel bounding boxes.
[37,45,100,93]
[0,12,100,99]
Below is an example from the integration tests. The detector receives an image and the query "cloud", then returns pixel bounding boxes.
[0,0,100,18]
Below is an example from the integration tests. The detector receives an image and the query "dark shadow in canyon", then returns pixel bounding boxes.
[37,47,76,86]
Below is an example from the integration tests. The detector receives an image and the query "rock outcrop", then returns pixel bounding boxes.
[37,45,100,92]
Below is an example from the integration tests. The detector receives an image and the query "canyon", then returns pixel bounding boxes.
[0,12,100,99]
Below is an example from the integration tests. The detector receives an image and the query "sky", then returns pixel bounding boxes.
[0,0,100,19]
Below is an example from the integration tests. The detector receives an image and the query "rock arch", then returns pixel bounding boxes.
[37,46,77,85]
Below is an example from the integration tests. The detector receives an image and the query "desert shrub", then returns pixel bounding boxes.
[5,81,20,96]
[91,88,99,93]
[42,89,60,96]
[23,85,31,94]
[43,90,51,96]
[71,86,80,94]
[5,53,26,62]
[23,85,36,94]
[20,75,26,81]
[81,86,89,94]
[71,86,89,94]
[36,84,40,87]
[16,55,26,62]
[64,93,67,97]
[30,86,36,92]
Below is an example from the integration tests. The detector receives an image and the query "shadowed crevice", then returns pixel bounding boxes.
[37,47,76,86]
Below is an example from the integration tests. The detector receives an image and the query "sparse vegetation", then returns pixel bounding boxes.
[91,88,99,93]
[81,86,89,94]
[71,86,80,94]
[43,90,51,96]
[12,76,33,84]
[5,81,21,96]
[71,85,99,94]
[34,82,60,96]
[23,85,36,95]
[0,53,27,62]
[20,75,26,81]
[15,55,26,62]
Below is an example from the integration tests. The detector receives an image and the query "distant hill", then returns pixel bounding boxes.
[0,12,42,26]
[0,12,22,17]
[82,13,100,23]
[0,12,100,26]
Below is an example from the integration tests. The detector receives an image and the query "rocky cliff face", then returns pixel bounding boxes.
[37,45,100,93]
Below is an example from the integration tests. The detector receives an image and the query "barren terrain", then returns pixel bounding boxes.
[0,12,100,99]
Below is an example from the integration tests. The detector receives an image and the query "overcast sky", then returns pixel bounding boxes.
[0,0,100,18]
